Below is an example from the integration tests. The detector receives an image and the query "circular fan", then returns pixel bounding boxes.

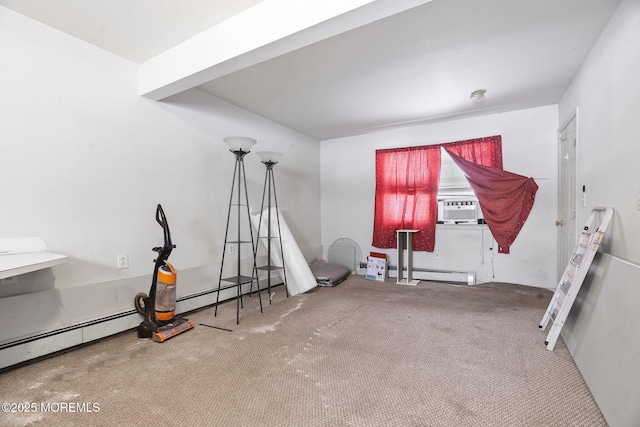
[327,238,362,272]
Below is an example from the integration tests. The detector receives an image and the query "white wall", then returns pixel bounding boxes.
[559,0,640,264]
[0,8,321,347]
[321,106,559,288]
[558,1,640,425]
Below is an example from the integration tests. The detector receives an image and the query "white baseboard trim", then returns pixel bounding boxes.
[0,276,283,370]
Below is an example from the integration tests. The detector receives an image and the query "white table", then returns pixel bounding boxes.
[396,230,420,286]
[0,237,67,280]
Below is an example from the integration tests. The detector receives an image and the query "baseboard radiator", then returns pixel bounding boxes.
[0,278,282,371]
[384,265,476,286]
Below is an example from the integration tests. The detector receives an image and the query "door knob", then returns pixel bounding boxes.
[555,220,564,226]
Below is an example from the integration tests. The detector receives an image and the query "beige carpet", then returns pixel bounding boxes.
[0,276,607,426]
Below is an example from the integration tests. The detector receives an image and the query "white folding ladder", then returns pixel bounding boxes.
[539,207,614,351]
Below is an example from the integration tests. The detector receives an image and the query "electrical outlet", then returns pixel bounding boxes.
[227,244,235,255]
[117,253,129,270]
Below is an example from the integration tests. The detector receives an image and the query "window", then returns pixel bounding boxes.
[437,137,503,222]
[438,147,476,200]
[372,135,538,253]
[438,148,479,223]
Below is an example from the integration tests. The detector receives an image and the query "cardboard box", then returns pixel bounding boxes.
[366,252,387,282]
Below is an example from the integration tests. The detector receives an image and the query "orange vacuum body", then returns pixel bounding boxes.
[154,263,177,322]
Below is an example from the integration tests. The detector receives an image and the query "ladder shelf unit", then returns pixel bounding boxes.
[539,207,613,351]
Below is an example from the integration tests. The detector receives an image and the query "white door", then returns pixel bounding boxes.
[557,113,578,279]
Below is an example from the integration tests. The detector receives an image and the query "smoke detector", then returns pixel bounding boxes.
[470,89,486,101]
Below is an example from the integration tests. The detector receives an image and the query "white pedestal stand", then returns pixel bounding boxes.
[396,230,420,286]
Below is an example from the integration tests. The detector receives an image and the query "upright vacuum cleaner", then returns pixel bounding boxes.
[134,204,194,342]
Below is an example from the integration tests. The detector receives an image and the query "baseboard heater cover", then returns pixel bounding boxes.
[0,277,283,370]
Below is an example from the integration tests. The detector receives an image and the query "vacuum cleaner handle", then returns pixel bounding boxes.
[153,204,176,263]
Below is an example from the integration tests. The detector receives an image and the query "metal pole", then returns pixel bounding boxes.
[215,157,238,317]
[271,170,288,297]
[236,156,242,324]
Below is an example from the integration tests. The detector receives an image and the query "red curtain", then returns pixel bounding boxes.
[443,147,538,254]
[372,145,441,251]
[444,136,503,169]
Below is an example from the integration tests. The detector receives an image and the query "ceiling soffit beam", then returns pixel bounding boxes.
[139,0,433,101]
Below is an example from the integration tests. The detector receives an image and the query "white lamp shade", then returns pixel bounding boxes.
[223,136,257,152]
[256,151,283,163]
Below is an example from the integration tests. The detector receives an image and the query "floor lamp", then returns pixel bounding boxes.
[255,151,288,301]
[215,136,262,324]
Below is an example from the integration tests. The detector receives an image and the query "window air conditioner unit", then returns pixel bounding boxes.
[442,200,479,224]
